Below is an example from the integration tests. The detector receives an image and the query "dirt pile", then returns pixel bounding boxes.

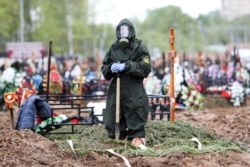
[176,107,250,148]
[0,129,82,166]
[0,100,250,167]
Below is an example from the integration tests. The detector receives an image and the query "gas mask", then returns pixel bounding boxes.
[117,24,130,47]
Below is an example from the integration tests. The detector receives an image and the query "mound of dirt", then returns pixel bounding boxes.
[0,98,250,167]
[176,105,250,148]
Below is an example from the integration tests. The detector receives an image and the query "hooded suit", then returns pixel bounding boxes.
[102,18,151,139]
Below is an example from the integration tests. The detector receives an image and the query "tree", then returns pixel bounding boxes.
[137,6,204,55]
[0,1,20,50]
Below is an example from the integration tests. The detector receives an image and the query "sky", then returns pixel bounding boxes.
[91,0,221,25]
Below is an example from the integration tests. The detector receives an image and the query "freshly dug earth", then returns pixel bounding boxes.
[0,97,250,167]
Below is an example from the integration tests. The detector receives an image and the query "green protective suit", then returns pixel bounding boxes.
[101,18,151,140]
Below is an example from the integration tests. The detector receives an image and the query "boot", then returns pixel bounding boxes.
[131,137,147,150]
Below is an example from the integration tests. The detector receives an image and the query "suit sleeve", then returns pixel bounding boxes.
[101,48,116,80]
[125,44,151,79]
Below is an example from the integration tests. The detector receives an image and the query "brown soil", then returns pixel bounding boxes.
[1,97,250,167]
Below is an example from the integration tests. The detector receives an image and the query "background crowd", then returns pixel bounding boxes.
[0,46,249,109]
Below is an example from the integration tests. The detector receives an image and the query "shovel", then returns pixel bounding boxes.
[115,73,120,140]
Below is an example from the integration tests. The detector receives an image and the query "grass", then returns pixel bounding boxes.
[46,120,248,157]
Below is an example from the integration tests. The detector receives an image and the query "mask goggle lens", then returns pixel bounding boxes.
[120,25,129,38]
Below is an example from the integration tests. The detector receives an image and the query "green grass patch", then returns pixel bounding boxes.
[46,121,247,157]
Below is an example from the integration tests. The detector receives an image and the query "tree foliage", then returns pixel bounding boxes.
[137,6,203,55]
[0,0,114,57]
[0,2,249,57]
[0,0,20,47]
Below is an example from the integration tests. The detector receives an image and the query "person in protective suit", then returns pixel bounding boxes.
[101,18,151,148]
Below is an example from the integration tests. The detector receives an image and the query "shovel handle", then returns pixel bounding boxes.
[115,73,120,140]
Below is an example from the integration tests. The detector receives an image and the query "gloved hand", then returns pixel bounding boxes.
[116,63,125,72]
[111,63,119,73]
[111,63,125,73]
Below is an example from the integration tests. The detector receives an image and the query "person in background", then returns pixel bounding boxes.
[66,57,81,80]
[81,57,98,81]
[101,18,151,149]
[143,70,162,95]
